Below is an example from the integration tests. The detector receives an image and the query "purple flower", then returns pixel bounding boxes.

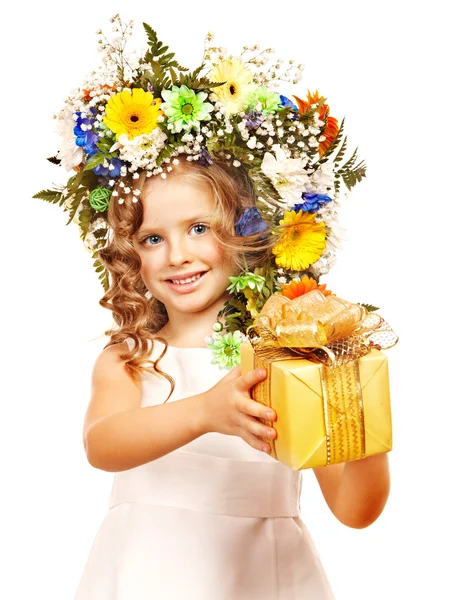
[293,192,333,214]
[93,158,123,177]
[74,112,99,156]
[234,207,268,236]
[198,147,214,166]
[244,109,264,129]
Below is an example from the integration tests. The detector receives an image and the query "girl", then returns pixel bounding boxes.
[74,157,390,599]
[34,17,391,599]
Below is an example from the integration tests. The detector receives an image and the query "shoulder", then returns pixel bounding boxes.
[92,341,142,391]
[84,341,143,435]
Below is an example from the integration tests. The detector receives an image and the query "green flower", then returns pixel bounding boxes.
[89,186,112,212]
[160,85,214,132]
[207,331,245,369]
[246,86,281,115]
[227,272,266,295]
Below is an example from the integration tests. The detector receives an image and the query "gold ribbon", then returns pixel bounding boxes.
[249,290,398,465]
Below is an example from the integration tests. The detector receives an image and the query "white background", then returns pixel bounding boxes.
[1,1,465,598]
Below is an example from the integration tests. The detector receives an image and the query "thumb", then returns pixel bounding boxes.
[222,365,242,380]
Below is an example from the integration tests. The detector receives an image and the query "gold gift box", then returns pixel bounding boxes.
[240,342,392,471]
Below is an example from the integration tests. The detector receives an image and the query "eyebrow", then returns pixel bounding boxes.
[137,216,212,237]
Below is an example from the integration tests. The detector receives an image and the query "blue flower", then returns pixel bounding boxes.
[293,192,333,213]
[244,109,264,129]
[93,158,123,177]
[234,207,268,236]
[74,112,99,156]
[279,95,298,120]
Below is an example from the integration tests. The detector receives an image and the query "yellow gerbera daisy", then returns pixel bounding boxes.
[209,58,255,114]
[272,210,326,271]
[103,88,163,140]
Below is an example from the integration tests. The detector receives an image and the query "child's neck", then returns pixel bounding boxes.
[158,300,226,348]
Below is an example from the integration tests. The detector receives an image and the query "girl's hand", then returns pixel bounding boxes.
[200,366,277,454]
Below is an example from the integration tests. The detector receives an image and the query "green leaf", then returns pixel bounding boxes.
[65,171,84,194]
[359,303,379,312]
[33,189,64,204]
[142,22,186,70]
[340,160,367,190]
[65,195,82,225]
[331,135,348,169]
[84,154,106,171]
[78,202,93,241]
[92,227,108,240]
[91,251,109,291]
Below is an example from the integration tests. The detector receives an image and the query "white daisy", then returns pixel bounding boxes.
[261,144,309,205]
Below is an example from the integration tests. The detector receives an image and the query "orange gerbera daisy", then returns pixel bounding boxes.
[280,275,334,300]
[293,90,339,156]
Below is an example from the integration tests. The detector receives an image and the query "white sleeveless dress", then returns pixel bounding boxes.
[74,340,334,600]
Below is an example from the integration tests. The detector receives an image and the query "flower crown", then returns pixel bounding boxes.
[35,15,368,363]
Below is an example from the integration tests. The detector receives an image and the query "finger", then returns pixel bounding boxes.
[221,365,242,381]
[242,399,277,422]
[238,367,268,392]
[240,414,277,441]
[241,430,271,454]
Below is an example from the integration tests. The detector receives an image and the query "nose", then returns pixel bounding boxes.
[167,235,192,266]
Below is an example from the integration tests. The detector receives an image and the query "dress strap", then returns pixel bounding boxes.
[109,450,302,518]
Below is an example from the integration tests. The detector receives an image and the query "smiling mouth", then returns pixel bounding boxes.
[167,272,206,285]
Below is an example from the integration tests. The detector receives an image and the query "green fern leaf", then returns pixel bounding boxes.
[78,202,92,240]
[341,146,358,171]
[65,195,82,225]
[92,227,108,240]
[91,253,109,291]
[169,66,179,85]
[332,135,348,168]
[359,303,380,312]
[341,161,367,190]
[33,189,64,204]
[142,22,186,70]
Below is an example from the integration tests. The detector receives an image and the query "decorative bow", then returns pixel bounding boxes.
[249,290,398,367]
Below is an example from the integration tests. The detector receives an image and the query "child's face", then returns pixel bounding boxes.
[133,175,237,320]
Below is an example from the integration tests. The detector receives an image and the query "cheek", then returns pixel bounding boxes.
[138,251,164,282]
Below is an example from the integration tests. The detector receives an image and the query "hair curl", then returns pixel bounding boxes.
[98,156,276,401]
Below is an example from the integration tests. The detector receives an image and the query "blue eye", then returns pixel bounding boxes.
[143,234,163,246]
[191,224,207,235]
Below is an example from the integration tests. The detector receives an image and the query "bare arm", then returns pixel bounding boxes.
[83,343,207,472]
[313,453,390,529]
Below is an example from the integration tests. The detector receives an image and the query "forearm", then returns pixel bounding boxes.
[314,453,390,529]
[84,393,207,472]
[335,453,391,528]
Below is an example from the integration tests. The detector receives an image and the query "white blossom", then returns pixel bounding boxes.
[55,107,84,171]
[115,128,167,171]
[260,144,309,205]
[310,162,335,194]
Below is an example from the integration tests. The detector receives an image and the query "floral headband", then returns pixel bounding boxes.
[35,15,367,365]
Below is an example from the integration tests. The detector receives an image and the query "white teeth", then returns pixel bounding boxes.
[171,273,202,285]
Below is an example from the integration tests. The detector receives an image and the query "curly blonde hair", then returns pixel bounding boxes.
[98,156,276,400]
